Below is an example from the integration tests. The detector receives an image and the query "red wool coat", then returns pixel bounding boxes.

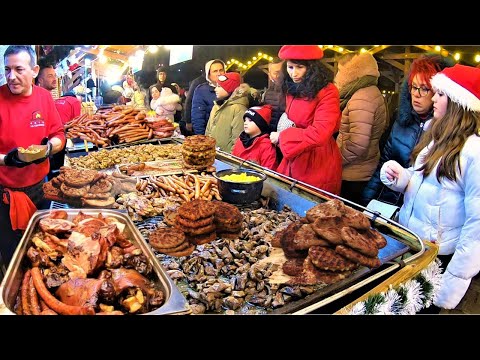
[232,134,278,170]
[277,83,342,194]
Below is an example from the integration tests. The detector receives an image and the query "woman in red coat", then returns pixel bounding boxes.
[270,45,342,194]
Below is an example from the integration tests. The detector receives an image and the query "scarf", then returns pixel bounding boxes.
[339,75,378,111]
[239,132,264,148]
[2,189,37,231]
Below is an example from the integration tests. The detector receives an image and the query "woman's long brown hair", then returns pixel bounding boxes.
[411,100,480,182]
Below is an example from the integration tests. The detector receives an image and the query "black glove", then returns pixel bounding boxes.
[4,148,31,168]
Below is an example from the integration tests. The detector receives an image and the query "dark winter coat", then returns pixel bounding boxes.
[263,80,285,132]
[191,82,217,135]
[183,76,205,125]
[362,79,432,206]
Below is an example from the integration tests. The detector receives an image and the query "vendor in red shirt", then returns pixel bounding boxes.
[0,45,65,266]
[269,45,342,194]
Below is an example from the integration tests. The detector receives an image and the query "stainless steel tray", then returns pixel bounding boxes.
[0,209,190,315]
[210,151,425,314]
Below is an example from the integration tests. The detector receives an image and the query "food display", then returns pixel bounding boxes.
[0,209,189,315]
[42,166,137,208]
[64,105,176,147]
[117,159,198,178]
[182,135,216,170]
[17,145,47,162]
[67,143,182,170]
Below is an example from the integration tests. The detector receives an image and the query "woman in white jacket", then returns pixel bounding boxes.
[381,64,480,311]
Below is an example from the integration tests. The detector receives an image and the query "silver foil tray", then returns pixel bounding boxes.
[0,209,190,315]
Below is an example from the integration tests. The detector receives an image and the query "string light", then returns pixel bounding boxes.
[225,51,275,72]
[475,54,480,63]
[454,52,461,61]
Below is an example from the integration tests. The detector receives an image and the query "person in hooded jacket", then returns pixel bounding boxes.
[362,54,454,207]
[191,59,226,135]
[205,72,249,152]
[232,104,278,170]
[269,45,342,195]
[334,51,387,205]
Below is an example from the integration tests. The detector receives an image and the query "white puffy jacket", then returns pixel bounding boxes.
[380,135,480,309]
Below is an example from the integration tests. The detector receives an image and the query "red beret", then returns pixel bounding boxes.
[278,45,324,60]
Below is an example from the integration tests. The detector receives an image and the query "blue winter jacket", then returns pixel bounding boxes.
[191,82,217,135]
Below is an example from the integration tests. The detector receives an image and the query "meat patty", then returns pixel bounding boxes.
[287,257,352,285]
[89,178,113,194]
[308,246,358,272]
[60,183,90,198]
[165,243,195,257]
[365,228,387,249]
[176,215,214,228]
[182,154,216,166]
[217,231,240,240]
[43,181,63,200]
[163,209,178,227]
[342,206,370,230]
[176,222,216,236]
[305,198,345,223]
[340,226,379,257]
[335,245,381,268]
[149,227,186,251]
[63,169,97,188]
[177,199,216,221]
[81,196,116,208]
[182,135,216,152]
[310,216,343,245]
[282,258,305,276]
[186,231,216,245]
[280,221,308,259]
[293,224,330,250]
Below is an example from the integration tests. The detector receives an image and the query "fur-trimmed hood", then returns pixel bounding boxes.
[205,59,226,85]
[335,53,380,91]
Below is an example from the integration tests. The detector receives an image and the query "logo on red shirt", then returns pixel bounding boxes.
[30,110,45,128]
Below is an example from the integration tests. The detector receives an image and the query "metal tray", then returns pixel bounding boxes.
[115,159,197,178]
[0,209,190,315]
[209,151,425,314]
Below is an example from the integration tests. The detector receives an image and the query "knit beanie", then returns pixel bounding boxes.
[217,72,241,93]
[244,105,273,133]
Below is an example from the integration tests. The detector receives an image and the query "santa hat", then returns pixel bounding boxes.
[430,64,480,112]
[217,72,241,93]
[244,105,273,133]
[278,45,324,60]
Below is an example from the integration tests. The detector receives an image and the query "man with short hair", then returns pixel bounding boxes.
[262,58,285,132]
[191,59,226,135]
[36,64,57,91]
[0,45,65,266]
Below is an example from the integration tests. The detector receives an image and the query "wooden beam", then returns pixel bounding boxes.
[380,53,422,60]
[383,59,405,72]
[369,45,390,55]
[414,45,450,58]
[321,60,335,73]
[80,47,129,62]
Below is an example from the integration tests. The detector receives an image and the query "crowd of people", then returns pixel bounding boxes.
[1,44,480,314]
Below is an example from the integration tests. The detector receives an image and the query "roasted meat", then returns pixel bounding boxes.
[335,245,381,268]
[340,226,379,257]
[308,246,358,272]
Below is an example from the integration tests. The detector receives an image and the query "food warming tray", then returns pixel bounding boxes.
[0,209,190,315]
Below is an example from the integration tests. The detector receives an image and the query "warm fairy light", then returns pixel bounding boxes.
[247,61,251,64]
[231,58,235,62]
[269,56,273,61]
[475,54,480,62]
[434,45,441,52]
[147,45,158,53]
[227,61,231,64]
[318,45,323,49]
[253,56,257,60]
[360,48,367,53]
[258,52,262,56]
[382,90,386,93]
[338,47,344,52]
[454,52,461,61]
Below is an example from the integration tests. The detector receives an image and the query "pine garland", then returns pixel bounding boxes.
[347,258,443,315]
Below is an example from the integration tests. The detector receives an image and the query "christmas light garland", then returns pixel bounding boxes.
[348,259,443,315]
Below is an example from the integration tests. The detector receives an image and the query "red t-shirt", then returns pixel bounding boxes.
[0,84,65,188]
[55,96,81,124]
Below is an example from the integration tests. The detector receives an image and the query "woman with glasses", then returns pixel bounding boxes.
[362,54,454,208]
